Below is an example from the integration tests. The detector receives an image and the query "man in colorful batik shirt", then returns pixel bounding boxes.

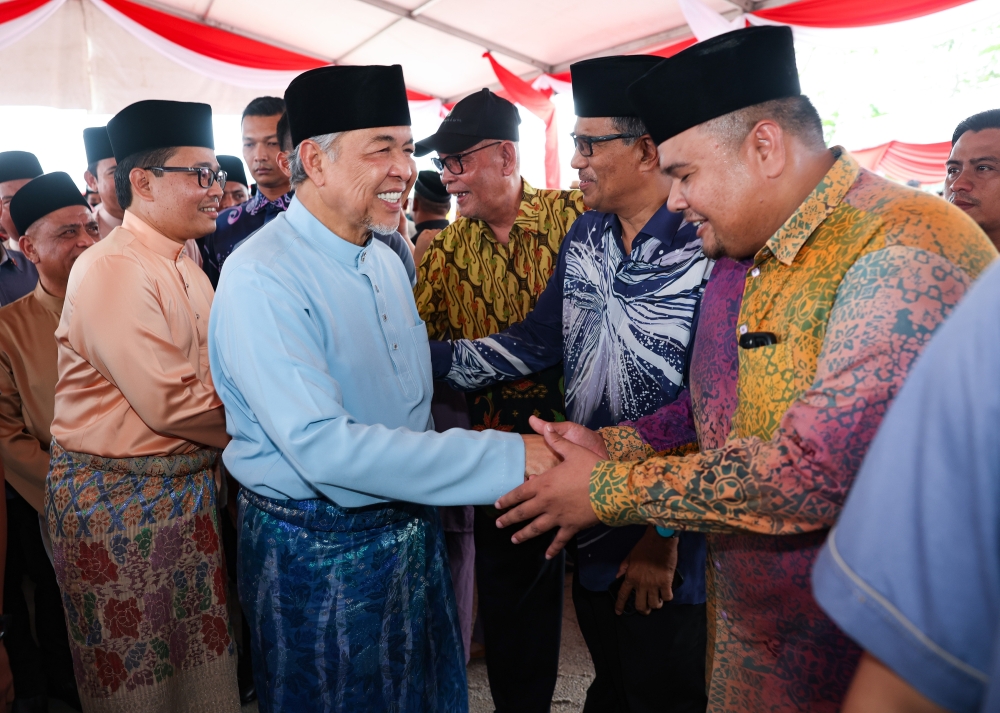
[47,100,239,711]
[431,56,710,712]
[492,26,997,713]
[414,88,585,712]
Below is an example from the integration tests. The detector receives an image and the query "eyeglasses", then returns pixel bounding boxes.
[570,133,639,157]
[146,166,228,190]
[432,142,502,175]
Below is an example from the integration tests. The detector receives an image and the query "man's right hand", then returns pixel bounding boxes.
[528,415,609,460]
[522,434,562,478]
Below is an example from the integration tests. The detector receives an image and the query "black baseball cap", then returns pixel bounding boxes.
[415,89,520,157]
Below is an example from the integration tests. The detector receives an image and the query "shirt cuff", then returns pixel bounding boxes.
[600,425,654,462]
[812,528,987,712]
[429,340,453,380]
[589,460,645,527]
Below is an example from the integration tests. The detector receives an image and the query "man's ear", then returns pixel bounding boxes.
[276,151,291,179]
[500,141,518,177]
[130,167,155,204]
[18,234,40,265]
[298,141,329,187]
[638,136,660,171]
[746,120,786,180]
[84,171,99,192]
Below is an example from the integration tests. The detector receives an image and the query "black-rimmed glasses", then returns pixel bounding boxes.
[146,166,228,190]
[570,133,639,157]
[432,142,502,175]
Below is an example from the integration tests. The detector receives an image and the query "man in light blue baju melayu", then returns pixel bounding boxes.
[208,65,553,713]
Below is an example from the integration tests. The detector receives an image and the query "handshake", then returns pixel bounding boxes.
[520,415,610,479]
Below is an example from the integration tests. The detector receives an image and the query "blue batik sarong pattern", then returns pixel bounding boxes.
[237,490,467,712]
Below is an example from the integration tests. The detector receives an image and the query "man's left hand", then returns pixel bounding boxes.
[615,526,678,615]
[496,423,601,559]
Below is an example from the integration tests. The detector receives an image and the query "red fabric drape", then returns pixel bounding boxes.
[755,0,973,28]
[484,52,560,190]
[852,140,951,184]
[0,0,51,23]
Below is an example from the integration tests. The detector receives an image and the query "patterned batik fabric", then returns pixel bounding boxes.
[237,490,467,713]
[415,180,585,433]
[45,441,239,713]
[592,151,998,712]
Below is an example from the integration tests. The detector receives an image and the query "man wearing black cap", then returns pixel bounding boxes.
[0,172,95,713]
[428,56,710,712]
[210,64,557,712]
[47,100,239,711]
[413,88,584,713]
[410,169,451,265]
[83,126,124,239]
[0,152,41,304]
[217,155,249,210]
[492,26,997,712]
[198,97,293,288]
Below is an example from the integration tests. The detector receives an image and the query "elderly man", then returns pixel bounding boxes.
[199,96,291,287]
[945,109,1000,249]
[431,55,710,712]
[47,100,239,711]
[83,127,124,239]
[210,65,553,713]
[493,26,997,713]
[2,172,93,713]
[414,88,584,713]
[0,152,41,303]
[217,155,249,210]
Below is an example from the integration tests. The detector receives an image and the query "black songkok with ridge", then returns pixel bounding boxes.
[284,65,411,148]
[10,172,89,235]
[107,100,215,161]
[0,151,42,184]
[628,26,801,145]
[83,127,115,165]
[414,170,450,204]
[570,55,662,118]
[216,155,248,188]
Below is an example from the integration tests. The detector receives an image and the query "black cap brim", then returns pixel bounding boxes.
[414,132,481,157]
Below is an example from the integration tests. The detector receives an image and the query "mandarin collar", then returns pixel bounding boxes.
[32,279,63,315]
[283,197,369,268]
[761,147,858,266]
[121,211,187,260]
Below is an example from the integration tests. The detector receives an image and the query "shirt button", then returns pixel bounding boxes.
[739,324,748,335]
[714,560,721,571]
[361,254,366,263]
[374,285,380,293]
[751,267,760,277]
[393,343,398,350]
[720,610,728,621]
[382,314,387,321]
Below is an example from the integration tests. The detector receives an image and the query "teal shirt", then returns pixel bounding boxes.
[209,197,525,507]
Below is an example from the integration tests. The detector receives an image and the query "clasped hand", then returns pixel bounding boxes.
[505,415,608,559]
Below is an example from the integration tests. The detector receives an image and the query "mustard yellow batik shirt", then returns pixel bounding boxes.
[415,180,585,432]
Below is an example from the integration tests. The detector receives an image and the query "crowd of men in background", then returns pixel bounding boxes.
[0,23,996,713]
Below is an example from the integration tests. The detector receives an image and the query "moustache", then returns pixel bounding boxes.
[949,191,980,207]
[578,172,597,184]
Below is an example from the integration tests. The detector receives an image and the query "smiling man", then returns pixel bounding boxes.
[83,126,123,239]
[47,100,239,711]
[945,109,1000,249]
[413,88,585,712]
[210,66,553,713]
[492,26,997,712]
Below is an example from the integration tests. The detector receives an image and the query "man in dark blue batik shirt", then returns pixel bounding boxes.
[199,96,293,287]
[430,56,712,713]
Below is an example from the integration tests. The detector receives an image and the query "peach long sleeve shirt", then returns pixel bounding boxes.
[51,211,228,458]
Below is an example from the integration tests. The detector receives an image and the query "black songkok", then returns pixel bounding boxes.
[628,26,800,145]
[570,55,662,118]
[415,89,519,157]
[413,170,450,204]
[284,65,411,148]
[83,127,115,165]
[107,100,214,161]
[216,155,248,188]
[10,172,89,236]
[0,151,42,184]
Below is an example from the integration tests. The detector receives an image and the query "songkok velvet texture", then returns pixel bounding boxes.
[284,65,411,148]
[217,155,248,188]
[571,55,662,118]
[415,89,520,156]
[414,170,450,204]
[10,172,90,235]
[0,151,42,184]
[107,100,215,161]
[83,127,114,165]
[628,26,800,145]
